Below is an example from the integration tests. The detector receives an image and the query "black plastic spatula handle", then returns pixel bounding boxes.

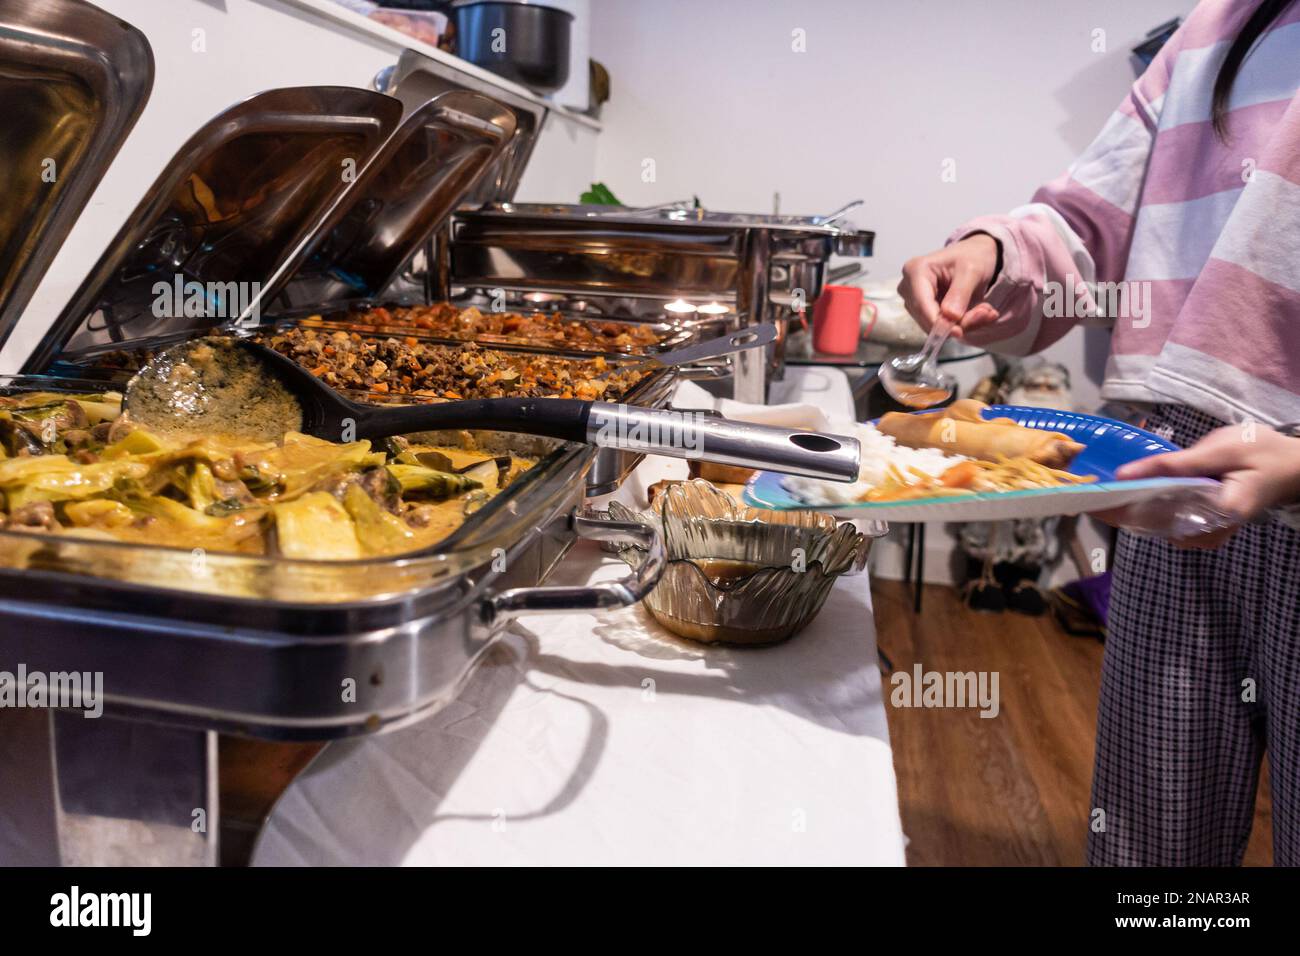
[349,396,594,444]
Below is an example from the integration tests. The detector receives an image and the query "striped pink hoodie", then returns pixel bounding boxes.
[952,0,1300,426]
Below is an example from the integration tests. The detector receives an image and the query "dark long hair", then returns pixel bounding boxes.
[1212,0,1294,139]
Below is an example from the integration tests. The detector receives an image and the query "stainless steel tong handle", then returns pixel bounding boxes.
[642,323,777,369]
[482,511,666,623]
[585,403,861,481]
[816,198,864,225]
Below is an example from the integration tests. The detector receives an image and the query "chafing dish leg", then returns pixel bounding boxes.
[0,709,60,865]
[45,714,219,866]
[734,229,772,404]
[218,737,325,867]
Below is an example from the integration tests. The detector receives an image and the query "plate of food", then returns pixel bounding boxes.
[743,399,1219,522]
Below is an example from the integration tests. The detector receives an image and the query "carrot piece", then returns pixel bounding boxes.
[940,461,982,487]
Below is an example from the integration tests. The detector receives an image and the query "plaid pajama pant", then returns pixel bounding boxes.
[1087,404,1300,866]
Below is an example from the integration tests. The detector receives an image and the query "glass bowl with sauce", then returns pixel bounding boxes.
[607,479,886,646]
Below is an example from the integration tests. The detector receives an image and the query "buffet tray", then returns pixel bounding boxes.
[0,368,657,738]
[292,302,699,358]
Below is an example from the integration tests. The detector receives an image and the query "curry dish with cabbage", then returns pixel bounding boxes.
[0,391,534,559]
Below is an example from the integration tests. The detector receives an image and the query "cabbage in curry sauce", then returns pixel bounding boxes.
[0,391,534,559]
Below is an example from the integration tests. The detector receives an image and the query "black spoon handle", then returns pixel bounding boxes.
[350,398,594,443]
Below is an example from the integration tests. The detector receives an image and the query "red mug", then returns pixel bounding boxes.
[812,285,864,355]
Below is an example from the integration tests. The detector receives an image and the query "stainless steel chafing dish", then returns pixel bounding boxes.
[440,202,875,404]
[0,0,667,866]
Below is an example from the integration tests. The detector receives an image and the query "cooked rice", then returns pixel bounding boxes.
[782,421,965,505]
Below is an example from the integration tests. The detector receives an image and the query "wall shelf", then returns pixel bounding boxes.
[278,0,601,131]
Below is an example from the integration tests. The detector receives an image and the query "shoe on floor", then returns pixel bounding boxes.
[961,578,1006,613]
[1005,580,1048,616]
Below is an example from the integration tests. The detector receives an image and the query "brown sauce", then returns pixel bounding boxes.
[890,384,952,408]
[691,558,762,587]
[126,338,303,443]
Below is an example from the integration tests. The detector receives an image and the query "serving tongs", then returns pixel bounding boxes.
[125,331,860,482]
[627,322,776,372]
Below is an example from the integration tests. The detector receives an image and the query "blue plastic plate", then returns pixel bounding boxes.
[743,405,1217,521]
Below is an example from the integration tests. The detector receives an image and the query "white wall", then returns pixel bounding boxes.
[590,0,1192,273]
[516,117,601,202]
[588,0,1197,413]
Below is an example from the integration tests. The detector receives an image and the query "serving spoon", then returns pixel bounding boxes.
[878,317,958,408]
[124,335,861,482]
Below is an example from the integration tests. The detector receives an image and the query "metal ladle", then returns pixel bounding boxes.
[125,334,861,482]
[878,317,958,409]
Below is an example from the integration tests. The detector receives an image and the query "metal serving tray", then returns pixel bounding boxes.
[295,304,698,357]
[1,339,661,866]
[444,201,876,402]
[0,364,661,866]
[448,201,875,300]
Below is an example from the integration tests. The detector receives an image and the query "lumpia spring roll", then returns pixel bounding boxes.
[877,411,1084,468]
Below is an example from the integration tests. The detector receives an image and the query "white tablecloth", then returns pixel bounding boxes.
[254,368,905,866]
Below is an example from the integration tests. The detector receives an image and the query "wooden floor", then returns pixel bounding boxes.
[872,579,1274,866]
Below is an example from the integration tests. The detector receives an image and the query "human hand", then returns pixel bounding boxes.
[897,234,1002,342]
[1117,424,1300,522]
[1096,424,1300,549]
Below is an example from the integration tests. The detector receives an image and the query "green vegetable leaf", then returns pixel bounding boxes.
[579,182,622,206]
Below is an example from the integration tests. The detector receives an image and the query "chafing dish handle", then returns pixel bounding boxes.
[482,510,665,622]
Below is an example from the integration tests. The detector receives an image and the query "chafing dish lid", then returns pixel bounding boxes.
[276,90,516,308]
[468,201,874,237]
[24,86,403,372]
[383,48,544,206]
[0,0,153,358]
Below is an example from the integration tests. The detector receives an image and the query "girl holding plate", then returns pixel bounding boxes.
[898,0,1300,865]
